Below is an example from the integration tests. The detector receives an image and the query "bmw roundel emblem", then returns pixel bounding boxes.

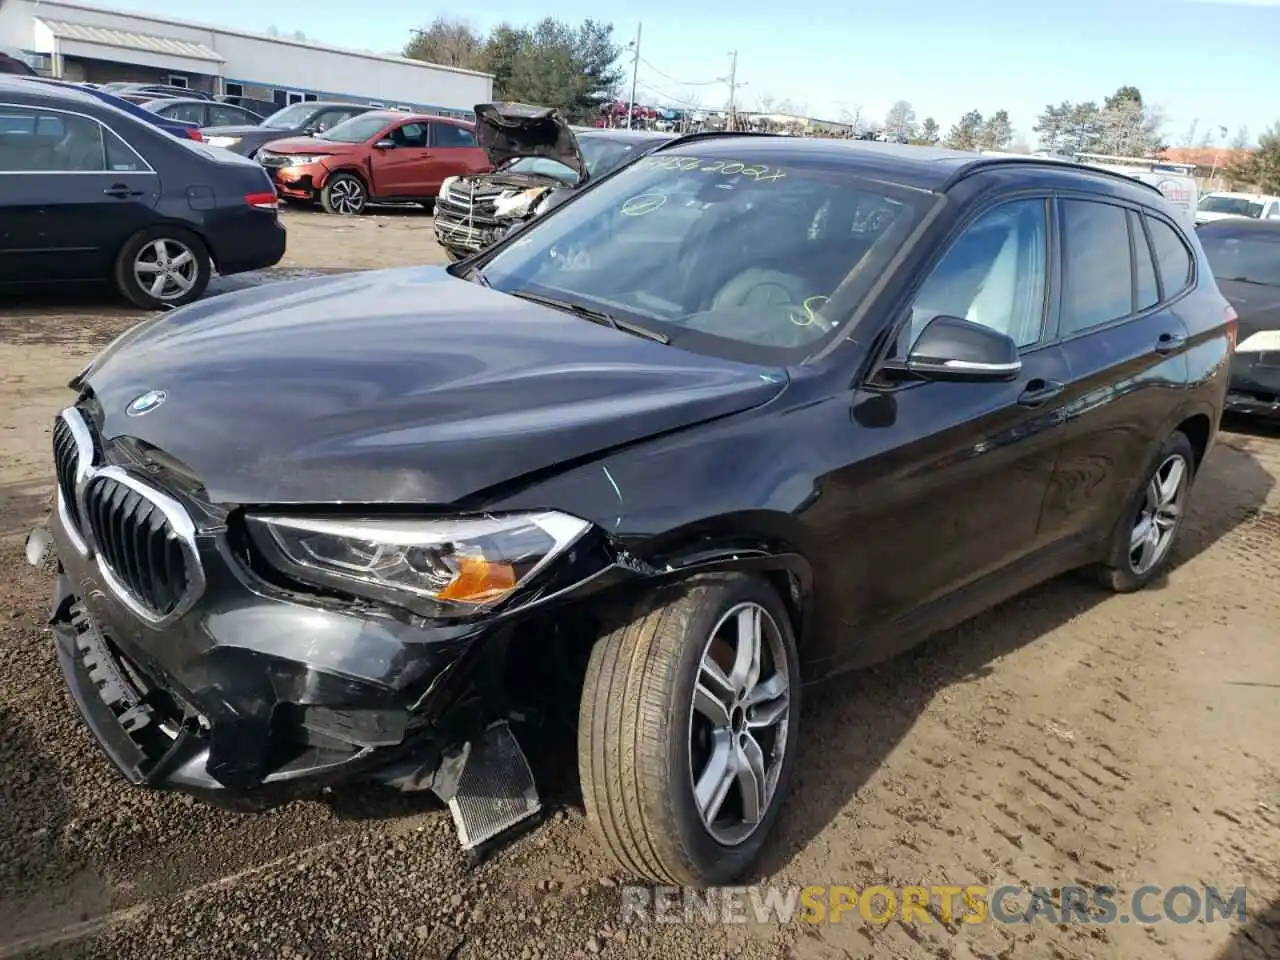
[126,390,167,416]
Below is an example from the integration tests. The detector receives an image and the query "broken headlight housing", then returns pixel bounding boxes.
[246,512,591,617]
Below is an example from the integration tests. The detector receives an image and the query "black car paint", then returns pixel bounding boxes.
[199,102,376,158]
[1198,219,1280,418]
[0,78,285,287]
[42,137,1231,796]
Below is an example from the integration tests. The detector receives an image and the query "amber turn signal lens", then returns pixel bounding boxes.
[436,556,518,603]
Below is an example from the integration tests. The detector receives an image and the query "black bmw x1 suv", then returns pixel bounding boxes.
[30,133,1235,887]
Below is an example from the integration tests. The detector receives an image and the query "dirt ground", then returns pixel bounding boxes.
[1,208,1278,960]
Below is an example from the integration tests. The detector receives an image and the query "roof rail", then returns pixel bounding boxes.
[944,155,1164,197]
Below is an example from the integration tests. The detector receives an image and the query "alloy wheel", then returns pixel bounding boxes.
[329,178,365,215]
[688,601,791,847]
[1129,453,1188,575]
[133,238,198,302]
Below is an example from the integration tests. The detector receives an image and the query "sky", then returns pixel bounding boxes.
[93,0,1279,147]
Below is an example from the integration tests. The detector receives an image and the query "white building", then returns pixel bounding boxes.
[0,0,493,117]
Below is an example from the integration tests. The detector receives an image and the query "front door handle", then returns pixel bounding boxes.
[1018,378,1065,407]
[1155,331,1187,354]
[103,184,143,198]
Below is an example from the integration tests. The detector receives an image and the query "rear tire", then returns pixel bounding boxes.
[578,573,800,886]
[113,226,211,310]
[1090,430,1195,592]
[320,173,367,215]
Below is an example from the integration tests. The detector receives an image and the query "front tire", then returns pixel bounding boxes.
[321,173,367,215]
[113,227,211,310]
[578,574,800,886]
[1091,430,1195,592]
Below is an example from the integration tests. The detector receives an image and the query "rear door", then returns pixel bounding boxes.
[1038,198,1193,546]
[368,120,430,198]
[0,104,159,283]
[426,121,488,192]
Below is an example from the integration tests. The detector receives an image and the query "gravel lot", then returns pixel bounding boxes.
[1,207,1278,960]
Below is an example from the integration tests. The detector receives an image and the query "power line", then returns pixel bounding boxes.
[637,56,724,88]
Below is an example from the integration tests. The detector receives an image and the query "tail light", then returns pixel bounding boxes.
[245,191,279,211]
[183,127,203,142]
[1224,303,1238,353]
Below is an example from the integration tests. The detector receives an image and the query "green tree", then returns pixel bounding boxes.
[944,110,984,150]
[1033,101,1071,153]
[404,17,485,69]
[978,109,1012,150]
[913,117,940,146]
[1230,122,1280,194]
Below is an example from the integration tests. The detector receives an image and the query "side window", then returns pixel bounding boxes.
[1060,199,1133,336]
[391,122,428,147]
[0,107,105,172]
[430,123,476,148]
[164,102,205,125]
[209,104,250,126]
[312,110,346,133]
[1130,211,1159,311]
[103,129,145,172]
[1146,216,1194,295]
[904,198,1049,351]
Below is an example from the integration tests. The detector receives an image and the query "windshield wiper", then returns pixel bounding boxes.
[509,289,670,343]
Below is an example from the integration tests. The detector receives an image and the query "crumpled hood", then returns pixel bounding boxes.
[474,102,585,183]
[79,267,786,505]
[259,135,358,156]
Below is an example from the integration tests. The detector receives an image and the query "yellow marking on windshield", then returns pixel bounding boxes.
[621,194,668,216]
[788,296,830,328]
[636,155,786,182]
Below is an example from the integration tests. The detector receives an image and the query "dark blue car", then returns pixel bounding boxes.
[19,77,203,141]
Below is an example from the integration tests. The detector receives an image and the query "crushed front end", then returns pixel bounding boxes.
[31,400,605,853]
[433,174,562,260]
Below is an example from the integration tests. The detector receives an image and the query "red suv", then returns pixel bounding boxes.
[258,111,490,215]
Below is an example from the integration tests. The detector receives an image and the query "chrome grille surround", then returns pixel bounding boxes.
[51,406,206,628]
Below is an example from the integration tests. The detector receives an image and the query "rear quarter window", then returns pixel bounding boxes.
[1146,216,1194,295]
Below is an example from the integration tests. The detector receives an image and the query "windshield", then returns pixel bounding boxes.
[506,137,654,182]
[260,103,317,130]
[478,146,931,359]
[1201,230,1280,286]
[1198,195,1263,218]
[317,113,391,143]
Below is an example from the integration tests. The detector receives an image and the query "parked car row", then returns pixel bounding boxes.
[0,76,285,308]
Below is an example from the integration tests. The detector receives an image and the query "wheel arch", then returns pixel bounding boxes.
[317,164,368,193]
[628,510,819,656]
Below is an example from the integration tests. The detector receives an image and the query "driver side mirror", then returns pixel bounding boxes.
[373,139,395,150]
[899,315,1021,382]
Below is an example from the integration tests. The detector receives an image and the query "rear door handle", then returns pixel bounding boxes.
[1017,378,1065,407]
[1155,331,1187,354]
[103,184,143,198]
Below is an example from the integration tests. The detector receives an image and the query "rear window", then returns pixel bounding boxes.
[1198,195,1264,218]
[477,146,932,361]
[1147,217,1194,294]
[1200,229,1280,287]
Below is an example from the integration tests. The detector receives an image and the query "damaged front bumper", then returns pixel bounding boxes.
[35,493,502,799]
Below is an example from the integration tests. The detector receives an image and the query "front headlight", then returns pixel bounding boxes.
[282,154,328,166]
[246,512,591,616]
[493,187,547,218]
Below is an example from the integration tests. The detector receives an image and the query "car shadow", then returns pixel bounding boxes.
[750,438,1275,878]
[1208,894,1279,959]
[1221,412,1280,441]
[0,705,111,949]
[283,201,431,218]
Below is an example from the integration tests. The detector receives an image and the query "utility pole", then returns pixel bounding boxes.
[626,23,642,130]
[726,50,738,131]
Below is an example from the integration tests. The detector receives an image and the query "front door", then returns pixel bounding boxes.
[0,105,159,283]
[1037,199,1193,546]
[368,120,430,199]
[815,196,1071,669]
